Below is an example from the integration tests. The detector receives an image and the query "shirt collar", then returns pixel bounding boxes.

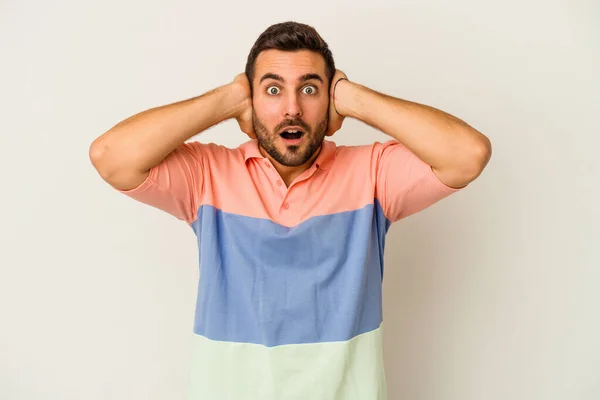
[240,139,337,171]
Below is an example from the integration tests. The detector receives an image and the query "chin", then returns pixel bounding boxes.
[275,146,314,167]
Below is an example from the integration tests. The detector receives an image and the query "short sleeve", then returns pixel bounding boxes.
[117,141,204,224]
[375,140,463,223]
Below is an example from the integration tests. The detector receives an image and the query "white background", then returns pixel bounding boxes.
[1,0,599,399]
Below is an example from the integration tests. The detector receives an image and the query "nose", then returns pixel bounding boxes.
[283,93,302,118]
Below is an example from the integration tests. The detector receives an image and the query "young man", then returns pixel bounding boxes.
[90,21,491,400]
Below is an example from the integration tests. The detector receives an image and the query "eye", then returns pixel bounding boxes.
[266,86,280,95]
[302,85,317,95]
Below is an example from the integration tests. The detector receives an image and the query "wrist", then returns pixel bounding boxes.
[333,79,361,119]
[224,82,251,120]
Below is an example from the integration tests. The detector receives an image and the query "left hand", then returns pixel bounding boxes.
[326,70,349,136]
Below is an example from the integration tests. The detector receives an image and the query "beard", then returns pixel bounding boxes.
[252,109,328,167]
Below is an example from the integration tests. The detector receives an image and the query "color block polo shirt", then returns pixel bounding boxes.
[118,138,461,400]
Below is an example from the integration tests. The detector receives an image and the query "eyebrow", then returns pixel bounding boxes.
[259,73,324,84]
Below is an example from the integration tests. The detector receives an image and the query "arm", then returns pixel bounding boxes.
[329,72,492,189]
[89,74,254,191]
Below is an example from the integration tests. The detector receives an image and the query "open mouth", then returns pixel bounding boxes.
[279,127,305,145]
[279,129,304,140]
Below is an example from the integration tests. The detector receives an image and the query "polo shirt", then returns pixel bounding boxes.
[118,137,461,399]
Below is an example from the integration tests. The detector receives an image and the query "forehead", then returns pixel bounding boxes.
[254,49,326,83]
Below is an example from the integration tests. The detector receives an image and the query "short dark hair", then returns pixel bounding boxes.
[245,21,336,91]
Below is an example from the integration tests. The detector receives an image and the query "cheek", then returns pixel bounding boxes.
[303,98,329,121]
[254,99,281,126]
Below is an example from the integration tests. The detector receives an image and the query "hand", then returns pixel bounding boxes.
[231,73,256,139]
[326,69,349,137]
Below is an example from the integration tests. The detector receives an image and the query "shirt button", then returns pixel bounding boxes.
[282,202,289,210]
[276,180,282,186]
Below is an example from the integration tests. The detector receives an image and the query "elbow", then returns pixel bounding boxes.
[463,135,492,181]
[89,137,126,185]
[89,138,106,173]
[89,137,113,181]
[476,135,492,171]
[434,133,492,189]
[89,136,149,191]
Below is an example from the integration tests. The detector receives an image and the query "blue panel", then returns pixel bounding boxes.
[191,201,390,347]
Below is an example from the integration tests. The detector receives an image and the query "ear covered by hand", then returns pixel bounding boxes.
[232,73,256,139]
[326,69,349,137]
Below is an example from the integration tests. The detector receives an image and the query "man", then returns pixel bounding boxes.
[90,21,491,400]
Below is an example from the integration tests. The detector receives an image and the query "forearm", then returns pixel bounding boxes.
[335,80,491,186]
[90,83,247,187]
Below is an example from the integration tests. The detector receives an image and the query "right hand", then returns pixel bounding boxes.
[231,73,256,139]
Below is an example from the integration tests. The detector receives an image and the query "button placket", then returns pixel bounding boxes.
[280,186,292,211]
[262,160,284,195]
[261,158,294,212]
[280,188,290,211]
